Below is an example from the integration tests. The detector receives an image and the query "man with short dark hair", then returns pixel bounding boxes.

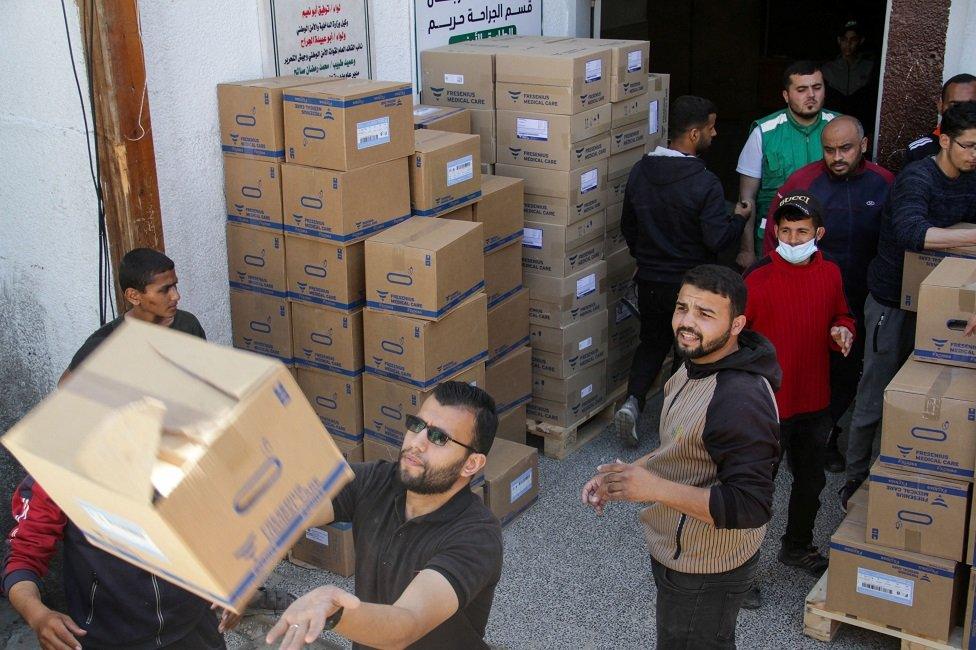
[615,96,750,447]
[904,73,976,164]
[583,265,781,649]
[267,381,503,650]
[822,19,878,133]
[736,60,840,267]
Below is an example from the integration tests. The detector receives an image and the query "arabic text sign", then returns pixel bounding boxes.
[416,0,541,50]
[269,1,370,78]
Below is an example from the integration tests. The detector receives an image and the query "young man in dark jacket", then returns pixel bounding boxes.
[904,73,976,164]
[616,96,750,446]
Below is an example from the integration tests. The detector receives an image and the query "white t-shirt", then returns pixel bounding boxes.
[736,127,763,179]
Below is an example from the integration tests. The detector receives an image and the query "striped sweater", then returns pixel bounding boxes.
[641,331,781,573]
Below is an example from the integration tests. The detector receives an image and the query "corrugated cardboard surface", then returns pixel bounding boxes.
[528,362,607,427]
[523,191,607,226]
[413,105,470,133]
[487,287,530,362]
[582,39,650,101]
[900,225,976,311]
[483,438,539,525]
[607,350,633,393]
[223,155,283,231]
[290,522,355,577]
[606,225,628,254]
[364,436,401,463]
[230,290,293,362]
[522,212,606,278]
[283,79,413,170]
[609,146,644,181]
[496,160,607,206]
[611,92,650,129]
[226,223,286,298]
[290,303,364,376]
[914,257,976,368]
[495,403,528,444]
[494,42,612,113]
[365,217,485,320]
[363,292,488,389]
[496,109,610,171]
[644,88,668,151]
[470,108,496,164]
[609,300,640,351]
[606,201,623,230]
[610,122,647,154]
[468,174,524,253]
[485,344,532,415]
[295,368,364,444]
[281,159,410,244]
[485,239,523,309]
[409,130,482,216]
[285,237,365,311]
[606,244,637,280]
[525,260,608,327]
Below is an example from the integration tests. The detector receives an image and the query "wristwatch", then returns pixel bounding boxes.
[325,607,344,630]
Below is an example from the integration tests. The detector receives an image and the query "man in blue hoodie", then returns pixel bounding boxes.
[615,96,750,446]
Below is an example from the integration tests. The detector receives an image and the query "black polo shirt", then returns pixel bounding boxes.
[333,461,503,650]
[68,310,206,370]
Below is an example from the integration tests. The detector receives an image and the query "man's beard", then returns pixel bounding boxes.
[674,326,732,359]
[398,450,468,494]
[791,104,820,120]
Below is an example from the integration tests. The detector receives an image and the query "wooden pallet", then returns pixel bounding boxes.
[803,570,962,649]
[526,385,627,460]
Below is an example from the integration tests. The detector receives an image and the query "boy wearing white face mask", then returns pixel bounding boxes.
[743,192,855,575]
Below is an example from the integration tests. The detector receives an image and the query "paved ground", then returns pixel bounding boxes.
[0,393,897,649]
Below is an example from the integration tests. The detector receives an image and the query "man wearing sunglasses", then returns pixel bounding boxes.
[266,381,502,650]
[839,100,976,510]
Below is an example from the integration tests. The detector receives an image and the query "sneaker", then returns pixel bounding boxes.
[824,427,845,473]
[740,586,761,610]
[838,479,861,513]
[244,585,298,616]
[778,544,829,575]
[614,396,640,448]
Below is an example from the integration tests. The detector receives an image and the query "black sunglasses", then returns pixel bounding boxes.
[405,414,479,454]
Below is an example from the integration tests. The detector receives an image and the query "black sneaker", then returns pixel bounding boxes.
[778,544,829,575]
[740,586,762,610]
[838,479,861,513]
[824,427,845,473]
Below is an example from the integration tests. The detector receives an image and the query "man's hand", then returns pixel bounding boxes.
[212,603,242,633]
[736,250,756,270]
[266,586,361,649]
[596,460,660,504]
[581,474,608,515]
[734,199,753,219]
[29,608,86,650]
[831,326,854,357]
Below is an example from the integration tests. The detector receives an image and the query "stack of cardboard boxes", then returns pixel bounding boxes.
[825,257,976,644]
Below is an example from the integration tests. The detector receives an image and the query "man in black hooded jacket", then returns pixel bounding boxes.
[616,95,750,446]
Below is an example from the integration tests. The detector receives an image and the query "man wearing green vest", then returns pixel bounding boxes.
[736,61,840,268]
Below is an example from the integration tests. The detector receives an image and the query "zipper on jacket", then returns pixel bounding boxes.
[85,574,99,625]
[673,514,688,560]
[151,574,164,646]
[872,312,885,353]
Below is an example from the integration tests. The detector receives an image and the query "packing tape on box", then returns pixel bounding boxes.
[906,528,923,554]
[923,366,953,419]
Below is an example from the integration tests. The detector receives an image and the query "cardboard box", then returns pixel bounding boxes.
[528,362,607,427]
[413,105,470,133]
[648,72,671,123]
[866,462,970,561]
[609,300,640,351]
[363,293,488,389]
[485,344,532,416]
[522,212,606,278]
[362,364,485,448]
[295,368,364,445]
[226,223,286,298]
[223,155,283,231]
[496,161,608,223]
[826,513,962,643]
[607,350,633,393]
[610,122,646,155]
[290,522,355,577]
[364,436,400,463]
[914,257,976,368]
[487,287,530,363]
[496,108,610,171]
[963,566,976,647]
[2,319,353,611]
[339,441,363,463]
[410,130,482,217]
[291,304,364,376]
[606,244,637,281]
[218,76,325,161]
[230,291,293,362]
[365,217,485,320]
[582,39,650,101]
[485,239,523,309]
[495,403,527,444]
[900,224,976,311]
[283,79,413,170]
[483,438,539,526]
[611,92,650,128]
[606,201,623,230]
[281,159,411,244]
[481,163,495,175]
[525,261,608,327]
[880,359,976,482]
[609,146,644,183]
[470,109,496,165]
[458,175,524,253]
[420,44,497,109]
[606,225,627,254]
[846,483,871,523]
[494,42,612,114]
[530,309,608,378]
[285,237,365,311]
[644,88,668,150]
[440,204,473,221]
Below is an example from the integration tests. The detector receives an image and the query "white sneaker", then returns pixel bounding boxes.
[614,396,640,448]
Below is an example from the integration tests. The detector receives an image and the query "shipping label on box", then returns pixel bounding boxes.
[466,175,524,253]
[290,521,355,577]
[526,260,608,327]
[223,155,283,231]
[410,130,482,217]
[230,291,293,362]
[291,304,364,376]
[496,108,610,171]
[485,240,523,308]
[226,223,286,298]
[914,257,976,368]
[285,237,365,311]
[295,368,364,443]
[281,159,411,244]
[522,213,607,278]
[609,300,640,350]
[494,43,612,113]
[582,39,649,101]
[487,287,530,363]
[363,365,485,447]
[880,359,976,481]
[866,462,970,561]
[495,403,527,444]
[2,320,353,611]
[470,108,496,164]
[413,105,470,133]
[528,362,607,427]
[365,217,485,320]
[283,80,413,170]
[485,344,532,415]
[644,89,668,151]
[364,293,488,389]
[530,309,608,379]
[484,438,540,526]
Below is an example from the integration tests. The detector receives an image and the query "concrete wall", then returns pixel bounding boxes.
[945,0,976,78]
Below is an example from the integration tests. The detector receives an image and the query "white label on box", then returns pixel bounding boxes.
[580,168,599,194]
[446,154,474,187]
[413,106,439,116]
[305,528,330,546]
[627,50,642,72]
[585,58,602,82]
[510,468,534,503]
[581,383,593,398]
[856,567,913,606]
[578,336,593,351]
[357,116,391,150]
[444,73,464,85]
[516,117,549,141]
[79,500,168,563]
[523,227,543,249]
[576,273,596,298]
[649,100,660,135]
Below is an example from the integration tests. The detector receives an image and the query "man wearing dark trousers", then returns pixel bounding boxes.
[904,73,976,164]
[616,96,750,447]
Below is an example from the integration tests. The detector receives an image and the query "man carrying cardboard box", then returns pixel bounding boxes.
[266,381,503,650]
[840,100,976,508]
[582,265,781,649]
